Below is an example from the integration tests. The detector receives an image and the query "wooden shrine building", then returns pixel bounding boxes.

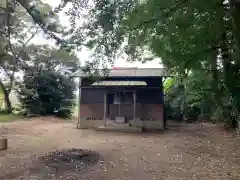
[74,68,167,131]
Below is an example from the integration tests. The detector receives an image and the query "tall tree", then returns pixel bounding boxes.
[16,45,79,117]
[0,0,61,113]
[18,70,76,117]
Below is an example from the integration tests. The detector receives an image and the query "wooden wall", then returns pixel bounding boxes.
[79,76,164,128]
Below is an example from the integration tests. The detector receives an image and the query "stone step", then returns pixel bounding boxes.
[106,123,130,127]
[95,126,142,133]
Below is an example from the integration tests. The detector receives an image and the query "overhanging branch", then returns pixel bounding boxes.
[133,0,188,30]
[16,0,64,44]
[6,0,38,71]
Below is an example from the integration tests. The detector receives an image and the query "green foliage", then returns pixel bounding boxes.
[165,70,217,121]
[18,70,76,118]
[0,0,63,113]
[20,45,80,75]
[165,69,239,127]
[163,78,174,93]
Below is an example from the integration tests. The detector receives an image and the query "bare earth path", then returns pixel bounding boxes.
[0,117,239,180]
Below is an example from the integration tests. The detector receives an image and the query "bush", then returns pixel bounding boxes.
[18,70,76,118]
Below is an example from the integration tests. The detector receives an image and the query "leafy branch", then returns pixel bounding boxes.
[16,0,73,47]
[6,0,39,70]
[133,0,189,30]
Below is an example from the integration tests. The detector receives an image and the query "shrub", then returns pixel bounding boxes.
[18,70,76,118]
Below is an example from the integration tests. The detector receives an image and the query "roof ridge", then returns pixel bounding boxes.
[72,68,167,77]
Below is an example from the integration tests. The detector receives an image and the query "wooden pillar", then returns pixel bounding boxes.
[104,91,107,127]
[133,91,136,119]
[131,91,137,126]
[118,92,121,116]
[77,77,82,129]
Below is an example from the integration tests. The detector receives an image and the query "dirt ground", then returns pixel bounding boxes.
[0,117,239,180]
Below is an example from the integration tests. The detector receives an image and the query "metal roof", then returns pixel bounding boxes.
[72,68,166,77]
[92,80,147,86]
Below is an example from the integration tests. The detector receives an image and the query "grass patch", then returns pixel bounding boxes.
[0,113,22,122]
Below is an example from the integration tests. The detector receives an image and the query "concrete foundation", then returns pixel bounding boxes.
[79,103,164,130]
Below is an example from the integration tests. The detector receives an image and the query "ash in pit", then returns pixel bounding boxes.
[32,148,100,177]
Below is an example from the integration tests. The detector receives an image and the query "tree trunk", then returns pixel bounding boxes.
[0,80,12,113]
[178,72,187,122]
[229,0,240,54]
[229,0,240,112]
[209,50,222,108]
